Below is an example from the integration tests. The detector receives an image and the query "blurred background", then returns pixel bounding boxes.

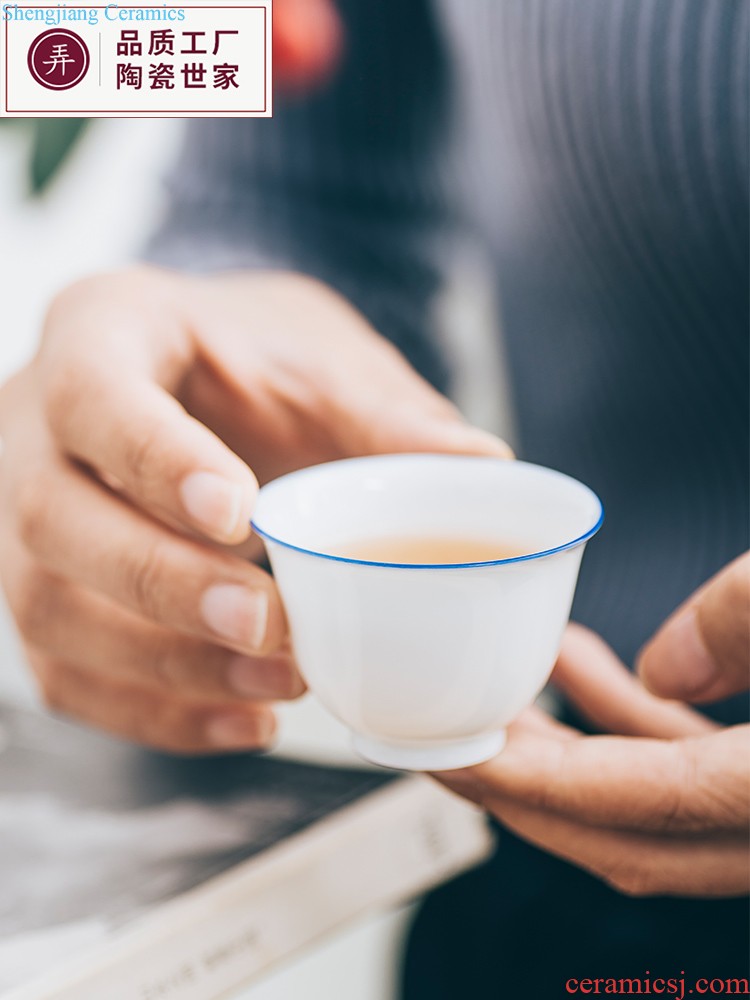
[0,118,513,1000]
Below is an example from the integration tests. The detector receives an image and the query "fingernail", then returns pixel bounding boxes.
[642,607,717,697]
[201,584,268,651]
[180,471,247,540]
[206,712,275,748]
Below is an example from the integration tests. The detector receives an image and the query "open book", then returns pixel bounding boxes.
[0,703,493,1000]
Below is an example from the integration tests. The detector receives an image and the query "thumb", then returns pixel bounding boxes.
[637,553,750,703]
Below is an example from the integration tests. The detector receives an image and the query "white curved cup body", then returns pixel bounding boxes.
[253,455,602,771]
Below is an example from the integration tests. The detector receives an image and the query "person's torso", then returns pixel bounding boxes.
[438,0,748,697]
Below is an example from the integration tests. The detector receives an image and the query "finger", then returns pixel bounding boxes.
[16,455,286,655]
[436,724,750,834]
[359,390,515,460]
[513,704,579,741]
[638,553,750,704]
[183,272,514,477]
[554,624,715,738]
[12,566,304,702]
[468,794,750,898]
[31,654,278,754]
[44,354,257,546]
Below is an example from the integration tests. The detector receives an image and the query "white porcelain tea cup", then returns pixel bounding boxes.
[252,454,603,771]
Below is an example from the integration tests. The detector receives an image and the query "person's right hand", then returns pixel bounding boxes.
[0,267,510,753]
[435,555,750,897]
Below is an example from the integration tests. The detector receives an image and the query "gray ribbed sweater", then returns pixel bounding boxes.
[147,0,749,722]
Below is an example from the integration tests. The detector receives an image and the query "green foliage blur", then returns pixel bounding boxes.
[0,118,91,194]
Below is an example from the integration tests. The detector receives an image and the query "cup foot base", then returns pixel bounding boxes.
[352,730,507,772]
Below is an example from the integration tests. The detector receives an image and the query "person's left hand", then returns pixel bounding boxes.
[434,554,750,898]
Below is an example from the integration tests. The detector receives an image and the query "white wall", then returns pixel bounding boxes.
[0,120,179,380]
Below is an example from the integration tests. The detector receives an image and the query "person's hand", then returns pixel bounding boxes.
[0,267,510,753]
[435,554,750,898]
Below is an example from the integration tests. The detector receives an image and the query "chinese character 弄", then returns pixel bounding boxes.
[43,43,75,75]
